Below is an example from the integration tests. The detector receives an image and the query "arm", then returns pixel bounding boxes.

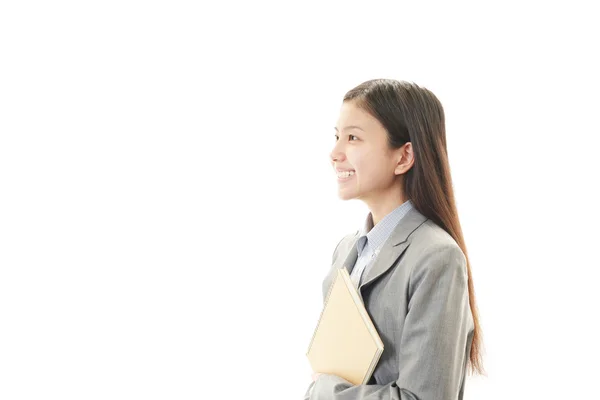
[307,244,472,400]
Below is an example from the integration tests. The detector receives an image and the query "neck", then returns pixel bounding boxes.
[368,195,409,226]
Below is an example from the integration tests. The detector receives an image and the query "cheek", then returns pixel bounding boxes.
[353,152,377,175]
[350,151,371,172]
[357,160,389,184]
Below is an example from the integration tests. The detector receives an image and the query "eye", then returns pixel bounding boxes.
[334,134,359,141]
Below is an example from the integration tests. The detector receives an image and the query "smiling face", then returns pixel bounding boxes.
[330,100,413,215]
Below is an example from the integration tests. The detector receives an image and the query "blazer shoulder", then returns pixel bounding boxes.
[407,219,467,268]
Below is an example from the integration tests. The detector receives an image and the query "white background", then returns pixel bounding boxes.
[1,1,599,399]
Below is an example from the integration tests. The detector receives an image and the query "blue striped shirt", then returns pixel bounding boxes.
[350,200,414,288]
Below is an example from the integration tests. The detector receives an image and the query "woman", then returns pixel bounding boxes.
[305,79,484,400]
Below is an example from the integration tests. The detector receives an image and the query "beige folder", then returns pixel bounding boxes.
[306,268,384,386]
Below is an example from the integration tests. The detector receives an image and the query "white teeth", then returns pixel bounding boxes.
[337,171,355,178]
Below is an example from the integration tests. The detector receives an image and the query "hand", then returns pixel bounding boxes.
[312,372,323,382]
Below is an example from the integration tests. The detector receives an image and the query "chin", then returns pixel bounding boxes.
[337,190,356,201]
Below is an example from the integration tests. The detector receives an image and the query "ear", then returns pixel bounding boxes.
[394,142,414,175]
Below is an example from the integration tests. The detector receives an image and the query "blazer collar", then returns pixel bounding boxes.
[334,206,429,299]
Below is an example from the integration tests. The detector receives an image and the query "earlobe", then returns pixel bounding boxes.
[395,165,410,175]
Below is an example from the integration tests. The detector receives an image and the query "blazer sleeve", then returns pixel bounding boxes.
[305,244,473,400]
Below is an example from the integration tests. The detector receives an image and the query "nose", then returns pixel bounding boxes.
[330,142,346,164]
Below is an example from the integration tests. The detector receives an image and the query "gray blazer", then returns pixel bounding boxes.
[305,206,474,400]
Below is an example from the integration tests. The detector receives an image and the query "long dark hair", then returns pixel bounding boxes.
[344,79,484,375]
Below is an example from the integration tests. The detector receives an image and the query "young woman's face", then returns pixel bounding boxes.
[330,100,403,202]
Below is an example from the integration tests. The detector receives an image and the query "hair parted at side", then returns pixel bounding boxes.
[344,78,485,376]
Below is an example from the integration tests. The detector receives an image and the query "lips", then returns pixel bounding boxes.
[337,171,355,182]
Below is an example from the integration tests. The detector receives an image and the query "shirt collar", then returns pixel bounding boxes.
[356,199,414,256]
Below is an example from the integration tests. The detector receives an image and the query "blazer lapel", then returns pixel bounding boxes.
[328,206,428,302]
[360,206,428,290]
[342,236,359,275]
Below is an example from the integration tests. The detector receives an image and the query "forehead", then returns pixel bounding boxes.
[336,101,385,133]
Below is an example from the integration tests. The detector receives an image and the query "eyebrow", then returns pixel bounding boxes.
[334,125,365,132]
